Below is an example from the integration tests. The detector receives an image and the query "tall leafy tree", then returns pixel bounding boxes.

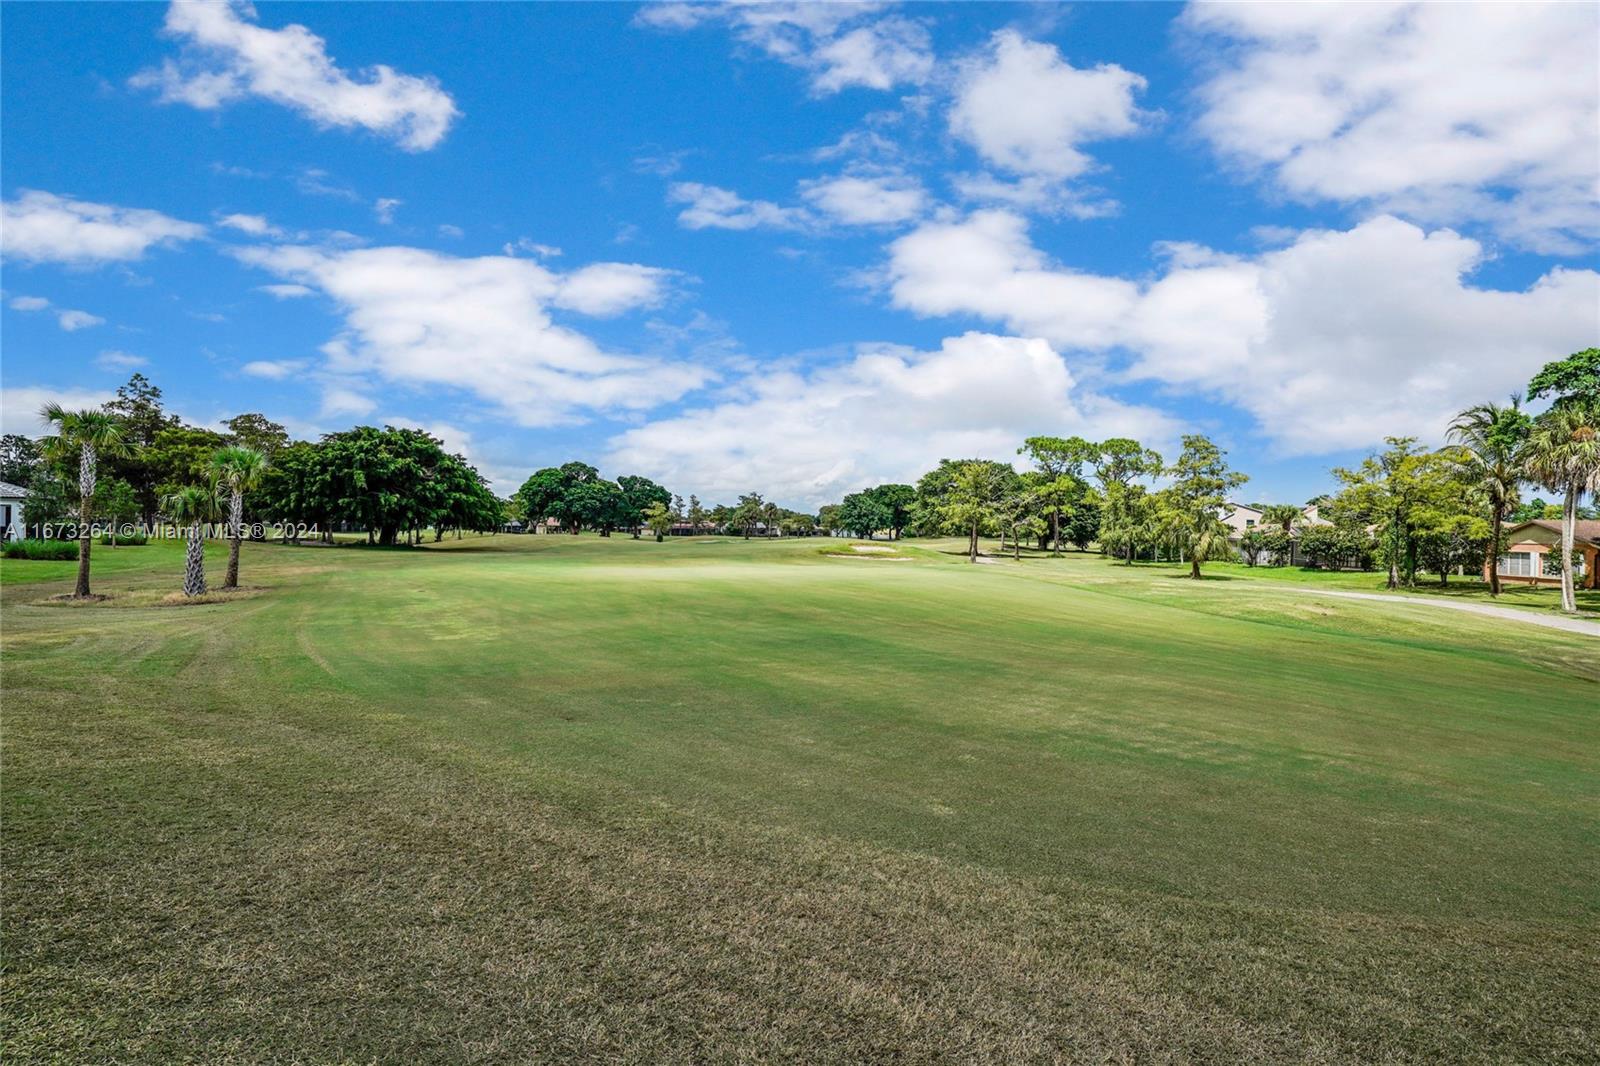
[1091,438,1163,563]
[1161,435,1247,579]
[1019,436,1095,555]
[617,475,671,538]
[163,484,221,597]
[0,434,43,488]
[836,490,893,540]
[222,413,290,459]
[1520,403,1600,613]
[1448,397,1533,595]
[641,500,674,541]
[938,460,1014,562]
[210,445,268,588]
[1527,348,1600,411]
[687,495,707,534]
[101,373,178,522]
[1331,438,1469,589]
[731,492,764,539]
[39,404,134,598]
[94,477,140,547]
[867,483,916,540]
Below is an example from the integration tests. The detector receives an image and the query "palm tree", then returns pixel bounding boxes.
[1520,402,1600,613]
[39,403,133,598]
[1258,503,1301,533]
[209,445,268,589]
[1448,397,1531,596]
[163,484,221,597]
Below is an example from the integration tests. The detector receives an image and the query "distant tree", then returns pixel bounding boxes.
[1238,528,1267,566]
[816,503,841,535]
[39,404,134,598]
[0,434,43,488]
[145,424,229,503]
[1258,503,1301,533]
[997,488,1046,561]
[1062,496,1100,551]
[1527,348,1600,410]
[1331,438,1469,589]
[687,495,707,533]
[1520,402,1600,613]
[1019,436,1095,555]
[222,413,290,459]
[865,483,916,540]
[1160,435,1247,579]
[253,442,325,542]
[101,373,178,521]
[837,490,893,540]
[617,475,671,538]
[761,500,782,537]
[500,495,526,528]
[641,500,674,541]
[938,460,1013,562]
[94,477,139,547]
[1449,397,1534,595]
[22,472,72,534]
[1091,439,1163,563]
[913,459,1017,541]
[210,446,268,588]
[163,484,221,597]
[731,493,764,539]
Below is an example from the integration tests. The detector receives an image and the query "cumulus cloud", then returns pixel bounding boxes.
[131,0,460,151]
[233,243,707,426]
[606,331,1175,507]
[0,190,204,265]
[240,359,307,379]
[256,283,314,299]
[950,31,1149,182]
[1184,1,1600,253]
[635,3,932,95]
[56,310,105,332]
[669,182,808,231]
[885,210,1600,453]
[95,350,148,371]
[373,198,402,224]
[0,386,117,436]
[800,169,927,226]
[6,292,106,331]
[217,212,280,236]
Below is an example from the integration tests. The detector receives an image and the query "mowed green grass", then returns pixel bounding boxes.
[2,534,1596,1062]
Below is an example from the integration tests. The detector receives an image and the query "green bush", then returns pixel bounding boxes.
[3,538,82,561]
[100,532,149,546]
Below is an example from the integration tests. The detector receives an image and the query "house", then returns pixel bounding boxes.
[1219,502,1263,535]
[0,481,28,541]
[1487,520,1599,590]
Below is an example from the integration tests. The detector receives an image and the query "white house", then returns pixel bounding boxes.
[1,480,29,541]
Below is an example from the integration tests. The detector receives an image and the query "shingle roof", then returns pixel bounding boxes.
[1509,519,1600,546]
[0,480,29,498]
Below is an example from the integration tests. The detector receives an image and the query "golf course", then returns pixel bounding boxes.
[3,534,1595,1062]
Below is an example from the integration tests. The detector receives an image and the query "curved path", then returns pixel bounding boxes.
[1274,586,1600,637]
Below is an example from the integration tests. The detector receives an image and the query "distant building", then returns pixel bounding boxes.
[0,481,28,541]
[1488,520,1599,589]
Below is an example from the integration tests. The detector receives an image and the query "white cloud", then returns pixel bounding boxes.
[95,350,148,371]
[1184,1,1600,253]
[132,0,460,151]
[606,331,1175,508]
[635,3,932,95]
[256,283,314,299]
[240,359,306,379]
[950,31,1149,182]
[374,198,402,224]
[437,223,465,239]
[0,386,117,437]
[5,293,105,331]
[233,243,708,426]
[218,212,280,236]
[800,169,926,226]
[885,210,1600,453]
[669,182,808,231]
[57,310,105,332]
[320,385,376,419]
[0,190,204,265]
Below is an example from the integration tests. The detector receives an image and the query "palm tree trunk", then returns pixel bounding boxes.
[1488,511,1502,596]
[74,443,94,597]
[183,527,206,597]
[224,489,243,588]
[1051,508,1061,557]
[1560,485,1578,613]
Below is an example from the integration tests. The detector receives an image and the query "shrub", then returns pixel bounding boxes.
[3,538,82,560]
[100,532,149,546]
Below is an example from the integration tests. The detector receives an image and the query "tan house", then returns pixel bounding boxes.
[1488,520,1600,589]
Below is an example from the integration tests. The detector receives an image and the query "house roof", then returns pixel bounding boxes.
[0,480,29,498]
[1507,519,1600,547]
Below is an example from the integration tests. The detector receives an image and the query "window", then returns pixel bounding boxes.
[1499,551,1535,577]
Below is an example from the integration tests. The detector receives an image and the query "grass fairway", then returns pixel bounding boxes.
[3,535,1596,1062]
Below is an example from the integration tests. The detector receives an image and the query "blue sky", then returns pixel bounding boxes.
[3,2,1596,507]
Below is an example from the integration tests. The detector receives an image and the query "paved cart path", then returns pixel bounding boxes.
[1274,586,1600,636]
